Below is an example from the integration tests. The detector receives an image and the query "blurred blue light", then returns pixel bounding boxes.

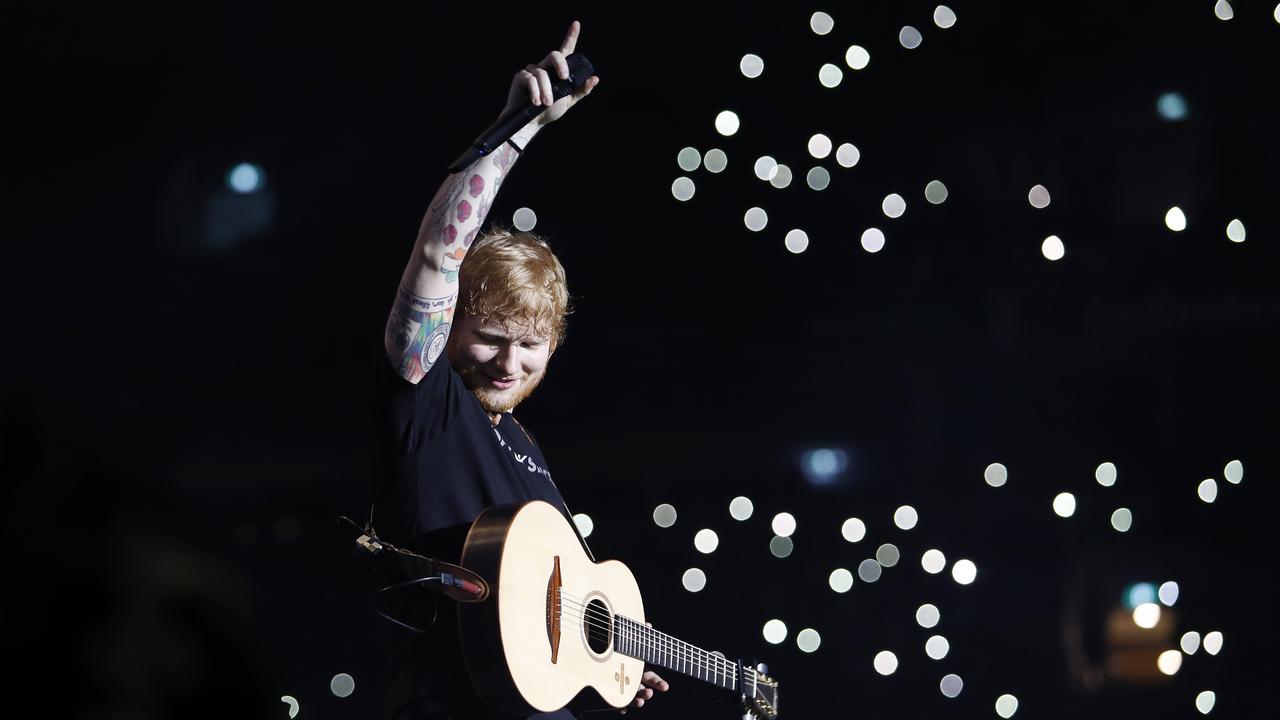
[1156,92,1188,121]
[801,448,848,485]
[228,162,264,193]
[1124,582,1158,609]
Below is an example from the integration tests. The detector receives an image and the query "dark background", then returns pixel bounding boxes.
[4,1,1277,718]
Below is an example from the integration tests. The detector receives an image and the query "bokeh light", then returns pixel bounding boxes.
[1196,690,1216,714]
[694,528,719,554]
[819,64,844,88]
[894,505,919,530]
[785,229,810,254]
[845,45,870,70]
[740,54,764,79]
[1157,649,1183,675]
[1181,630,1201,655]
[836,143,861,167]
[842,517,867,542]
[1224,459,1243,484]
[985,462,1008,487]
[763,619,788,644]
[876,543,901,567]
[1042,235,1065,261]
[1204,631,1223,655]
[653,503,677,528]
[769,535,795,558]
[1157,92,1189,121]
[829,568,854,593]
[873,650,898,675]
[806,167,831,191]
[899,26,923,49]
[925,180,949,204]
[1133,602,1161,629]
[995,694,1019,718]
[1126,583,1157,609]
[1226,219,1246,242]
[861,228,886,253]
[808,133,832,159]
[925,635,950,660]
[772,512,797,537]
[1215,0,1234,21]
[730,496,754,521]
[1111,508,1133,532]
[916,603,941,628]
[952,559,977,585]
[810,11,834,35]
[1198,478,1218,503]
[744,207,769,231]
[704,148,728,173]
[282,696,300,719]
[754,156,779,181]
[858,558,883,583]
[573,513,594,538]
[330,673,355,698]
[1096,461,1117,486]
[682,567,707,592]
[770,164,794,189]
[934,6,957,29]
[677,147,701,172]
[513,207,538,230]
[1028,184,1051,208]
[671,178,695,202]
[797,628,822,653]
[1158,581,1179,606]
[228,162,264,193]
[715,111,740,136]
[882,193,906,218]
[940,673,963,698]
[922,549,947,574]
[1166,206,1187,231]
[1052,492,1076,518]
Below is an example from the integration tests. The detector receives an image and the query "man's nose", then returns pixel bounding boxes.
[494,344,521,375]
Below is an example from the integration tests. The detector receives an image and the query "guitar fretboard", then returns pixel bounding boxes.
[612,615,755,693]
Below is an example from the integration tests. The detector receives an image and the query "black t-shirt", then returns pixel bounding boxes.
[370,351,577,720]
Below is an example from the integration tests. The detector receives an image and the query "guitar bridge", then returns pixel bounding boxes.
[545,555,561,663]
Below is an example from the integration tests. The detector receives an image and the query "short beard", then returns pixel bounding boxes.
[460,368,544,415]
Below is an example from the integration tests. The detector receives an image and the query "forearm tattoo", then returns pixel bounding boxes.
[386,285,457,381]
[421,143,520,283]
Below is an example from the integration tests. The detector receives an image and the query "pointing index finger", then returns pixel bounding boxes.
[560,20,580,54]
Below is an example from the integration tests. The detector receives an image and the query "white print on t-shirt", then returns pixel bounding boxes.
[491,427,554,482]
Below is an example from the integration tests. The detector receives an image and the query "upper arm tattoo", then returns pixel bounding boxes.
[386,285,457,382]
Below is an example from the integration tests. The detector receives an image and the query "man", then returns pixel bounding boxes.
[370,21,668,720]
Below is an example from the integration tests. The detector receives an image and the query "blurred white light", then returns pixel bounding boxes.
[573,513,594,538]
[1157,649,1183,675]
[740,54,765,79]
[715,111,740,136]
[842,517,867,542]
[1198,478,1218,503]
[1166,206,1187,231]
[858,558,882,583]
[926,635,950,660]
[804,449,848,480]
[770,164,793,189]
[1028,184,1051,208]
[925,180,949,204]
[882,193,906,218]
[330,673,355,698]
[984,462,1008,487]
[682,567,707,592]
[1111,508,1133,532]
[1158,581,1179,606]
[1181,631,1201,655]
[694,529,719,554]
[861,228,886,253]
[899,26,923,49]
[894,506,919,530]
[704,148,728,173]
[1052,492,1076,517]
[934,6,957,29]
[1133,602,1161,629]
[1204,631,1223,655]
[807,167,832,191]
[281,696,300,719]
[922,549,947,574]
[730,496,754,521]
[940,673,963,698]
[1042,235,1065,261]
[876,543,900,567]
[1096,461,1117,486]
[810,11,835,35]
[829,568,854,593]
[808,133,833,159]
[845,45,870,70]
[1226,219,1246,242]
[952,559,976,585]
[671,178,695,202]
[677,147,702,172]
[744,207,769,232]
[836,142,861,167]
[873,650,898,675]
[763,619,787,644]
[772,512,797,537]
[512,207,538,230]
[995,694,1019,718]
[1276,2,1280,23]
[1224,459,1243,484]
[653,503,677,528]
[819,64,844,88]
[797,628,822,653]
[785,229,810,254]
[1215,1,1234,21]
[769,535,795,558]
[1157,92,1189,121]
[916,603,940,628]
[754,156,779,181]
[1196,690,1216,714]
[228,162,264,193]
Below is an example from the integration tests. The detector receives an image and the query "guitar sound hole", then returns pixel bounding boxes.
[584,598,612,654]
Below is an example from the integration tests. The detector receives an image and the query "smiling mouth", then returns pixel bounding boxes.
[487,376,517,389]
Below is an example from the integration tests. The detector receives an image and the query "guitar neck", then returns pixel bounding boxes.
[613,615,756,694]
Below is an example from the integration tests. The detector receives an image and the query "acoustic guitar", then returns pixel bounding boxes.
[455,500,780,718]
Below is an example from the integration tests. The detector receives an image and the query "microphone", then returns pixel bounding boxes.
[448,53,595,173]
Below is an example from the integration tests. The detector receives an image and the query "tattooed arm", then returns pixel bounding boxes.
[384,20,599,383]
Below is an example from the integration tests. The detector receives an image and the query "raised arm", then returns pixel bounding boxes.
[384,21,599,382]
